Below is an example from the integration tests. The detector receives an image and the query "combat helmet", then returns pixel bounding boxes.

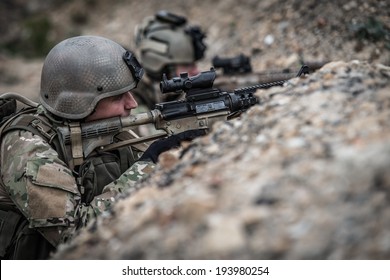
[40,35,144,120]
[135,10,207,80]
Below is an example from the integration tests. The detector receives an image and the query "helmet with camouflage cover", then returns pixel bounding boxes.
[134,10,207,80]
[40,35,144,120]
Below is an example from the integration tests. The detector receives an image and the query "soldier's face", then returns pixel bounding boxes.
[175,63,199,77]
[85,91,138,122]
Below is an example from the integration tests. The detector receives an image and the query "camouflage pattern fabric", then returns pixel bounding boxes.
[0,129,155,246]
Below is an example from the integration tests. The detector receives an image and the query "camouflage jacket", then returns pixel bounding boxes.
[0,106,155,248]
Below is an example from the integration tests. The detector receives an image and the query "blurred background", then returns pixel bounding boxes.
[1,0,389,101]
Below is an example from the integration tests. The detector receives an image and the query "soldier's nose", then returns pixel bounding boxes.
[124,91,138,109]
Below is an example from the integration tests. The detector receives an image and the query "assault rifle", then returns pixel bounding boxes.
[213,53,327,76]
[57,66,308,163]
[212,54,327,89]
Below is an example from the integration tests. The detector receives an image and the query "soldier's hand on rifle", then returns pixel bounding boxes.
[138,129,207,163]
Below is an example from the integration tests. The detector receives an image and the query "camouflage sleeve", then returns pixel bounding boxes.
[0,130,155,247]
[80,160,155,221]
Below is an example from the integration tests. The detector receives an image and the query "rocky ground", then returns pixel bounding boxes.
[1,0,390,259]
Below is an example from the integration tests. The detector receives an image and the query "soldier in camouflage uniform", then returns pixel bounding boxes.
[0,35,198,259]
[131,10,207,136]
[133,10,207,107]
